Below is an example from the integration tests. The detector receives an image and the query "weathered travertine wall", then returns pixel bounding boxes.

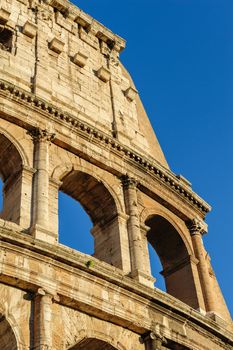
[0,0,232,349]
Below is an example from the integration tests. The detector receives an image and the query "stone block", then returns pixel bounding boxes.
[0,8,10,24]
[75,12,91,28]
[124,86,138,101]
[97,66,110,83]
[22,20,37,38]
[49,37,65,54]
[73,51,88,67]
[96,30,114,44]
[49,0,69,15]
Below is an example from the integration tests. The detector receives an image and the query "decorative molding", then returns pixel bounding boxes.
[142,331,165,350]
[121,175,138,189]
[0,79,211,214]
[187,218,208,235]
[28,128,56,143]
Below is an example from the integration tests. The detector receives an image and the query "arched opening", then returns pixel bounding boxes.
[0,314,18,350]
[145,215,199,308]
[0,133,23,224]
[59,192,94,255]
[58,170,124,268]
[148,242,165,291]
[69,337,118,350]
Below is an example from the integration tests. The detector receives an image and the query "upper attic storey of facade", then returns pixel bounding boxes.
[0,0,168,165]
[0,0,210,216]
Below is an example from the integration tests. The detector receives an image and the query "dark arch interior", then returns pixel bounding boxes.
[146,215,189,272]
[0,314,18,350]
[60,171,118,226]
[0,133,22,182]
[145,215,199,308]
[0,133,23,223]
[69,338,117,350]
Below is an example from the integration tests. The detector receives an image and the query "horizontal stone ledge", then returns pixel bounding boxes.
[0,228,232,344]
[0,79,211,214]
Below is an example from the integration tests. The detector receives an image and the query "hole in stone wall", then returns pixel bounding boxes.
[148,242,166,291]
[0,27,13,52]
[0,177,3,213]
[58,191,94,255]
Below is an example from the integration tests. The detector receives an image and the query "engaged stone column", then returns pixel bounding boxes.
[33,288,57,350]
[188,218,216,313]
[30,129,55,243]
[122,175,154,287]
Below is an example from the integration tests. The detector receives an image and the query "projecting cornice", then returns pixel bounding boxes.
[42,0,126,53]
[0,79,211,215]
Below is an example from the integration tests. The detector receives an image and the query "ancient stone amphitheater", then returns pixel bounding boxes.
[0,0,232,349]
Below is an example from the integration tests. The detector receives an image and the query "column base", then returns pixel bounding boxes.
[30,224,57,244]
[130,269,156,288]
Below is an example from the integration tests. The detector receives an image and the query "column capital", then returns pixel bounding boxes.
[35,288,60,302]
[142,331,165,350]
[28,128,56,143]
[187,218,208,235]
[121,174,138,189]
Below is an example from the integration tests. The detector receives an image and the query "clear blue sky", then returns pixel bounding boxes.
[1,0,232,316]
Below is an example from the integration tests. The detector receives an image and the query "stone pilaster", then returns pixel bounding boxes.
[122,175,155,287]
[18,165,36,229]
[33,288,58,350]
[188,218,216,314]
[30,128,56,243]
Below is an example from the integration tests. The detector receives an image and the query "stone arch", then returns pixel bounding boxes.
[69,337,119,350]
[51,162,123,214]
[52,162,130,271]
[142,209,202,309]
[68,329,127,350]
[140,207,193,255]
[0,126,29,168]
[0,305,23,350]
